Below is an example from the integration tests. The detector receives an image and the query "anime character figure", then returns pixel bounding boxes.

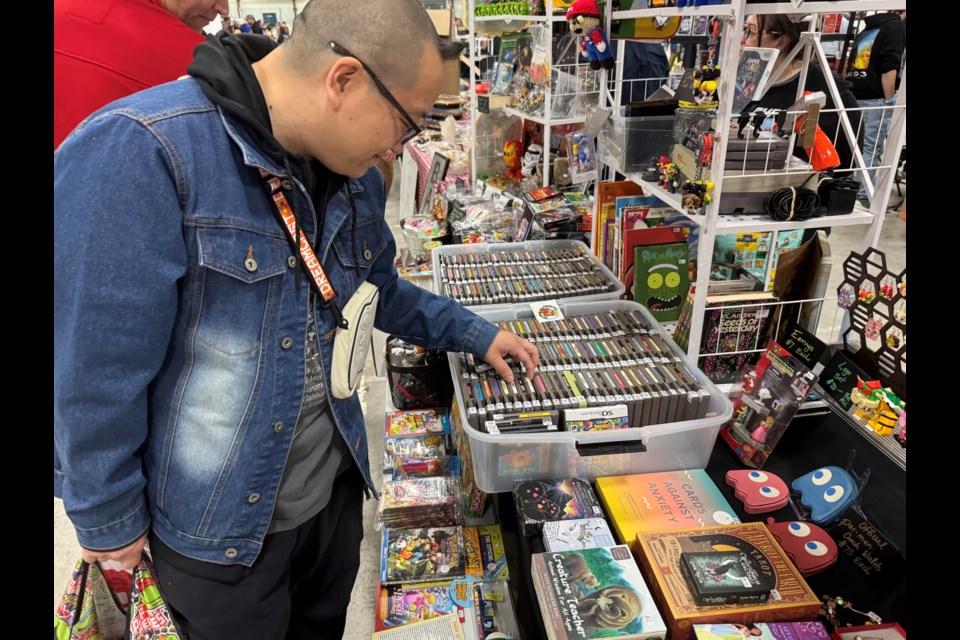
[503,139,523,179]
[565,0,614,71]
[765,518,838,577]
[725,469,789,514]
[520,143,543,178]
[791,466,858,525]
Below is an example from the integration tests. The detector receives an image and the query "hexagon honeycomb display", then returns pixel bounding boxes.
[836,248,905,401]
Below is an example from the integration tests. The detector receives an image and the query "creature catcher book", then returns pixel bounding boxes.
[531,545,667,640]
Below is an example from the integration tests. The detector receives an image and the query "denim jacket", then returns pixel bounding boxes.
[53,79,499,566]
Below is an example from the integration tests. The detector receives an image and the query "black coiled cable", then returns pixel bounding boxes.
[763,186,821,221]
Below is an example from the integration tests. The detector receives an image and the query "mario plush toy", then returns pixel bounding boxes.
[566,0,614,71]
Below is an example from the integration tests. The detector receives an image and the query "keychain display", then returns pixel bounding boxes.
[565,130,597,183]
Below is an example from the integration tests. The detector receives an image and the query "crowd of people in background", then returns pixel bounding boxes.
[221,14,290,41]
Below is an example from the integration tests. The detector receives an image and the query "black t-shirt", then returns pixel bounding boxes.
[758,64,862,171]
[844,13,905,100]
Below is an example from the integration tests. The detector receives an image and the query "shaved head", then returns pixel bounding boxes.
[285,0,459,88]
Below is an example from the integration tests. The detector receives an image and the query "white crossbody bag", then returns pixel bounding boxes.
[330,281,379,399]
[259,169,379,399]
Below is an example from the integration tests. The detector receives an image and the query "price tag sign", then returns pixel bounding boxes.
[817,351,870,412]
[782,322,830,375]
[834,507,906,588]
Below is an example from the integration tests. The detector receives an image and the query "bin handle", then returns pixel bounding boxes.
[575,439,647,457]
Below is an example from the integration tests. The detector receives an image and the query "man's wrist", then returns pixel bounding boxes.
[884,96,897,104]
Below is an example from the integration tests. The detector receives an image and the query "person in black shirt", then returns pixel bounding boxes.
[845,11,905,206]
[741,14,861,175]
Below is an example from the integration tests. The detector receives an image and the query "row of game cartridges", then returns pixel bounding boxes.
[439,257,602,285]
[456,360,710,433]
[437,247,588,268]
[492,309,658,344]
[474,334,680,372]
[445,272,614,306]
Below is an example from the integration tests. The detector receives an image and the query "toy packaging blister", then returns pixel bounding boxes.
[385,408,451,439]
[376,476,464,530]
[513,477,605,536]
[566,129,598,184]
[383,434,447,471]
[380,526,467,586]
[720,341,818,469]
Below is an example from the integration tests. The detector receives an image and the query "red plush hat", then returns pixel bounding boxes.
[566,0,602,20]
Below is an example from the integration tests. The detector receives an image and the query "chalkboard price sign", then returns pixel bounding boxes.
[782,322,829,375]
[819,351,870,411]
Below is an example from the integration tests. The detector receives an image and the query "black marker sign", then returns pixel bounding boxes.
[818,351,870,412]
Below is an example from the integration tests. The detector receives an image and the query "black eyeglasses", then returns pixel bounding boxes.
[329,41,422,145]
[741,26,782,41]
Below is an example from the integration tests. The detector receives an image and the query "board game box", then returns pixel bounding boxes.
[633,523,820,639]
[531,545,667,640]
[595,470,741,544]
[514,478,606,536]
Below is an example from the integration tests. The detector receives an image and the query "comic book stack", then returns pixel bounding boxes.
[454,308,712,435]
[435,243,620,306]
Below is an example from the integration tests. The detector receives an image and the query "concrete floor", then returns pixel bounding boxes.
[53,164,906,638]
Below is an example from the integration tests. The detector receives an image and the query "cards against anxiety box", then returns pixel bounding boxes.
[633,523,820,640]
[531,545,668,640]
[595,469,741,545]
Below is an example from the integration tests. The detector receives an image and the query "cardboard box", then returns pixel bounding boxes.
[427,9,452,36]
[477,94,513,113]
[441,56,461,96]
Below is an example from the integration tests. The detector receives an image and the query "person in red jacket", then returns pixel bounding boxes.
[54,0,229,149]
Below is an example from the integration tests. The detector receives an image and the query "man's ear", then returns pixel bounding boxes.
[326,59,363,111]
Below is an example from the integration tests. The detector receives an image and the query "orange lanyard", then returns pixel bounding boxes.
[260,169,348,329]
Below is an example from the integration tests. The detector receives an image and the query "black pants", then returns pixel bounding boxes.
[149,466,365,640]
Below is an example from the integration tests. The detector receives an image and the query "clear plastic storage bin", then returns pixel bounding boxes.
[598,113,676,174]
[448,300,733,493]
[432,239,624,311]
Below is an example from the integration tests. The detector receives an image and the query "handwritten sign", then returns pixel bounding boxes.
[782,322,829,375]
[834,508,905,587]
[818,351,870,411]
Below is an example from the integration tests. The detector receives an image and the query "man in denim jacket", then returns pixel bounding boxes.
[53,0,538,636]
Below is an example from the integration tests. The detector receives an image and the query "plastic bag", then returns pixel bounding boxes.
[54,554,184,640]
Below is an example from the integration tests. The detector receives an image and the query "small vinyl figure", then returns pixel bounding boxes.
[565,0,614,71]
[503,139,523,179]
[750,416,774,444]
[520,143,544,178]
